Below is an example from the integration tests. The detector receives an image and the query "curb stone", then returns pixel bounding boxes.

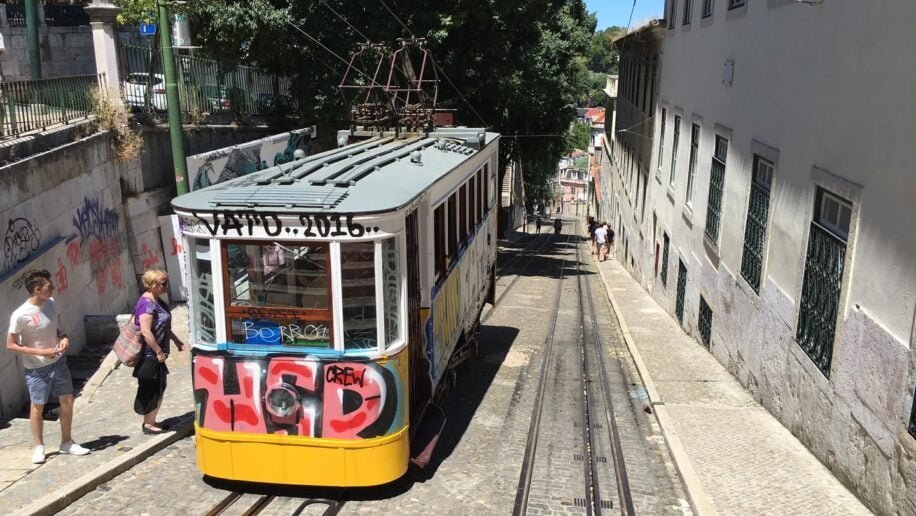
[594,259,716,516]
[11,418,194,516]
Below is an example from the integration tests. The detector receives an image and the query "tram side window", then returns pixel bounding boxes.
[189,238,216,344]
[448,192,458,261]
[341,241,378,350]
[483,164,490,214]
[470,175,478,228]
[434,203,446,280]
[477,168,484,220]
[382,237,402,348]
[459,184,468,244]
[223,242,332,348]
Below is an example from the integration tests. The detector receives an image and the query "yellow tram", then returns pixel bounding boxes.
[172,129,499,486]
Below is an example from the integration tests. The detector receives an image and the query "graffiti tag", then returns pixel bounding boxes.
[3,218,41,270]
[188,211,375,238]
[72,197,119,243]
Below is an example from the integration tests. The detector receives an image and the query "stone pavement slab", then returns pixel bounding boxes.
[0,305,194,515]
[595,259,873,515]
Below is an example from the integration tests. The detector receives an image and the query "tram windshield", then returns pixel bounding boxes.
[187,236,404,353]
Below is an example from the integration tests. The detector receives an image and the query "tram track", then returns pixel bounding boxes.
[205,486,344,516]
[484,231,555,324]
[512,221,635,516]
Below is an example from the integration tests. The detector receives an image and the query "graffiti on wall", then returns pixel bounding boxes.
[3,218,41,271]
[72,197,120,243]
[188,128,314,192]
[192,351,404,439]
[71,197,125,296]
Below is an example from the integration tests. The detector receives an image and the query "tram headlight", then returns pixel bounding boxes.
[265,384,299,418]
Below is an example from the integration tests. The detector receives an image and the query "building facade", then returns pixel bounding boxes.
[607,2,916,513]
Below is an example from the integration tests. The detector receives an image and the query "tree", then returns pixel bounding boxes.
[564,122,591,154]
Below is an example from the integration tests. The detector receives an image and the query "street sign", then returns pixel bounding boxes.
[139,23,157,36]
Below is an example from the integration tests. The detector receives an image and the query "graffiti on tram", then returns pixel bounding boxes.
[192,352,406,439]
[183,211,381,238]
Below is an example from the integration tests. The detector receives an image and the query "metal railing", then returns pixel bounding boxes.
[795,222,846,378]
[0,74,102,138]
[121,44,298,121]
[675,259,687,324]
[5,2,89,28]
[740,181,771,292]
[698,296,712,348]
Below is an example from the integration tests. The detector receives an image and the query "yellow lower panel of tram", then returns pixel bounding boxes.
[195,424,410,487]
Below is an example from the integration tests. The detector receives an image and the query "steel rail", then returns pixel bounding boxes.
[581,237,636,515]
[575,242,602,515]
[511,231,573,516]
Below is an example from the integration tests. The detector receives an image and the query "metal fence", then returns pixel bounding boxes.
[121,44,298,120]
[6,3,89,28]
[0,74,102,138]
[740,180,770,292]
[698,296,712,348]
[675,259,687,324]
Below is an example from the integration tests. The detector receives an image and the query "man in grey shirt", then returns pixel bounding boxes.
[7,270,90,464]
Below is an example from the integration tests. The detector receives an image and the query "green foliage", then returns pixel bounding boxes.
[112,0,157,26]
[588,26,624,74]
[564,122,591,154]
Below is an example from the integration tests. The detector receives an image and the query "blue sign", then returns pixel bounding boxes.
[139,23,157,36]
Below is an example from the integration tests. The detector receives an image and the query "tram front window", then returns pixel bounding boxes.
[223,242,332,348]
[341,241,378,350]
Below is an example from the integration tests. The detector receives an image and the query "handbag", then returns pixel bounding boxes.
[113,313,144,367]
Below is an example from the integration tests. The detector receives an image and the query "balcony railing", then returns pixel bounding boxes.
[0,74,103,139]
[5,2,89,28]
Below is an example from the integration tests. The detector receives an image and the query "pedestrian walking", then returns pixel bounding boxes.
[133,269,185,435]
[553,217,563,236]
[6,270,90,464]
[594,222,608,261]
[536,215,542,233]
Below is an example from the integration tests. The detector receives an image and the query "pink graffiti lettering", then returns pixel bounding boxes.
[140,243,161,269]
[111,256,123,290]
[96,268,107,295]
[170,237,183,256]
[55,258,68,294]
[192,356,266,433]
[67,242,81,267]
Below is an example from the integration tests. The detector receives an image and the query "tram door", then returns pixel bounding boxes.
[405,210,431,424]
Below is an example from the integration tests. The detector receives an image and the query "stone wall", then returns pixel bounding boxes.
[0,131,136,417]
[0,26,96,82]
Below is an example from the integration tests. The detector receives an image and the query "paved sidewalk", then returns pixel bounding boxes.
[0,305,195,515]
[594,258,873,515]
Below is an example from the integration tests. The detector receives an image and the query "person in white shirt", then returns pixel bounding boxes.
[7,269,90,464]
[594,222,608,261]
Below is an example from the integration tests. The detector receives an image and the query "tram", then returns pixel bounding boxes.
[172,128,499,486]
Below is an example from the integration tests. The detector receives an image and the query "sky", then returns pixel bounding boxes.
[587,0,665,31]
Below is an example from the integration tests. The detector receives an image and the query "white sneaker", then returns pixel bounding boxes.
[59,441,90,456]
[32,445,46,464]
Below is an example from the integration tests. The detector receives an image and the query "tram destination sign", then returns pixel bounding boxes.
[178,210,398,240]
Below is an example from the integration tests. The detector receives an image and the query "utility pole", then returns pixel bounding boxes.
[24,0,41,79]
[157,0,189,195]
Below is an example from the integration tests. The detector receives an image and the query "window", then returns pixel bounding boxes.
[477,169,484,220]
[698,296,712,348]
[670,115,681,187]
[340,241,377,350]
[223,242,332,348]
[683,0,693,24]
[657,108,667,175]
[189,238,216,344]
[686,123,700,206]
[459,184,468,243]
[660,232,670,286]
[448,193,458,258]
[796,188,852,377]
[740,156,774,292]
[483,165,490,216]
[676,259,687,323]
[381,238,402,348]
[705,134,728,243]
[470,175,478,227]
[702,0,713,17]
[668,0,677,28]
[728,0,745,8]
[434,204,446,279]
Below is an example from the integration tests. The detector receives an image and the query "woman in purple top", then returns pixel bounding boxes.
[133,269,185,434]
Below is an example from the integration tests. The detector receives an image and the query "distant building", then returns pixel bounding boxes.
[605,3,916,514]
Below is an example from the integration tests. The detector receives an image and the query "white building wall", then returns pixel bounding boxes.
[637,2,916,513]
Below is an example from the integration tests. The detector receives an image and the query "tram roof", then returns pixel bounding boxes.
[172,129,499,215]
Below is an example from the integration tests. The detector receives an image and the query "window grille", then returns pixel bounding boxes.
[670,115,681,187]
[704,135,727,242]
[740,156,774,292]
[658,109,667,175]
[796,189,850,377]
[676,260,687,323]
[698,296,712,348]
[686,123,700,206]
[683,0,693,24]
[661,233,670,286]
[702,0,713,17]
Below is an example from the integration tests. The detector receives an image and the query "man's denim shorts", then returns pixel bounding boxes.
[24,358,73,405]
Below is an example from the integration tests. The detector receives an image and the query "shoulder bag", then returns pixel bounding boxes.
[113,305,145,367]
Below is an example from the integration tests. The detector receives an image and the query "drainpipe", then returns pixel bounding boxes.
[25,0,41,79]
[157,0,189,196]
